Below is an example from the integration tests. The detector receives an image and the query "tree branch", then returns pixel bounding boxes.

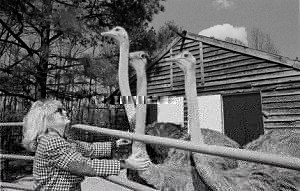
[48,63,84,70]
[0,32,12,56]
[53,0,77,7]
[0,88,36,101]
[1,54,32,70]
[25,1,42,15]
[0,18,37,56]
[49,31,63,43]
[0,39,23,47]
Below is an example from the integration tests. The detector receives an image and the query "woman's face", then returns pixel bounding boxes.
[52,107,70,126]
[47,106,70,135]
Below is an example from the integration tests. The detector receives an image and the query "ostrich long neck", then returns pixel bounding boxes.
[119,40,135,129]
[134,65,147,134]
[185,68,204,144]
[131,61,148,157]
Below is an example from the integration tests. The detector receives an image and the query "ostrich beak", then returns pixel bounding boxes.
[100,27,110,36]
[164,51,188,63]
[164,56,181,63]
[101,31,113,37]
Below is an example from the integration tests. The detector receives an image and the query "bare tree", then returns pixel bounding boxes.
[249,27,280,55]
[225,37,247,46]
[0,0,165,101]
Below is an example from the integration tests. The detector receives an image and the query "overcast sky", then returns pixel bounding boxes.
[150,0,299,60]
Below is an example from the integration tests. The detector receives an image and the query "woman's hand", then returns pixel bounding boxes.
[116,138,132,147]
[122,151,150,171]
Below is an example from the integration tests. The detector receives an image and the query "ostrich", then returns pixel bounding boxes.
[240,129,300,169]
[139,51,300,191]
[128,51,149,157]
[100,27,239,190]
[128,50,240,190]
[192,141,300,191]
[101,27,136,131]
[162,52,300,191]
[101,27,149,160]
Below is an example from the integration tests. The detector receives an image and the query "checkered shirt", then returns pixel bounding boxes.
[33,134,120,191]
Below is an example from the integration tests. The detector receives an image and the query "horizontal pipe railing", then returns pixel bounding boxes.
[1,154,34,161]
[0,154,158,191]
[0,122,23,126]
[0,182,34,191]
[2,122,300,171]
[0,177,157,191]
[72,124,300,171]
[0,123,158,191]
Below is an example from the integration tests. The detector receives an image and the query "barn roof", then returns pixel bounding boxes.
[104,31,300,103]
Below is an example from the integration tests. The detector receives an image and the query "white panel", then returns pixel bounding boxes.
[157,97,184,126]
[197,95,223,133]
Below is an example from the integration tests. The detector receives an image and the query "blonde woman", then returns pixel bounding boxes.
[22,99,150,191]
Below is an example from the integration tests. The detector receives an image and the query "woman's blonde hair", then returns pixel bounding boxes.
[22,99,63,152]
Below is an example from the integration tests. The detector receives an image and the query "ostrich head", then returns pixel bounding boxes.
[129,51,149,61]
[165,51,196,73]
[101,26,129,44]
[129,51,149,73]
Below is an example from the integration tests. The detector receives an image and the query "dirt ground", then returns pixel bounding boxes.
[81,170,132,191]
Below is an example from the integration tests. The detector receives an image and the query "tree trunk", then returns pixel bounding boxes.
[36,0,52,99]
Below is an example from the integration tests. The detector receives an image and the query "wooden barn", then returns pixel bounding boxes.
[106,31,300,146]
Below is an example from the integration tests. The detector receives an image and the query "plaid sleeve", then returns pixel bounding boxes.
[86,158,120,177]
[45,137,84,170]
[73,141,113,158]
[45,137,120,176]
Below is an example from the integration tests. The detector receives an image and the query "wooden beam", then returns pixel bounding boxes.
[186,32,300,71]
[169,48,174,89]
[199,42,205,85]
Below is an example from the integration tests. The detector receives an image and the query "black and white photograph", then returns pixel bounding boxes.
[0,0,300,190]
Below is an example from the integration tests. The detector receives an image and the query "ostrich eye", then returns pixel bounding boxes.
[184,53,188,57]
[115,28,120,31]
[141,54,146,58]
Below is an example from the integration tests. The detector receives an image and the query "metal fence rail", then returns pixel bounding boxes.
[1,154,34,161]
[0,154,157,191]
[0,122,158,191]
[72,124,300,171]
[2,122,300,190]
[0,122,23,126]
[0,182,34,191]
[0,154,158,191]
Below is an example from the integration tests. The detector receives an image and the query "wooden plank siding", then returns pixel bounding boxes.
[110,34,300,131]
[143,38,300,131]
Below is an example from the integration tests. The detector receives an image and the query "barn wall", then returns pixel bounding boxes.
[143,38,300,131]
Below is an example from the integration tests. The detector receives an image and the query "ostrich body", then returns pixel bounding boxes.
[240,130,300,170]
[193,151,300,191]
